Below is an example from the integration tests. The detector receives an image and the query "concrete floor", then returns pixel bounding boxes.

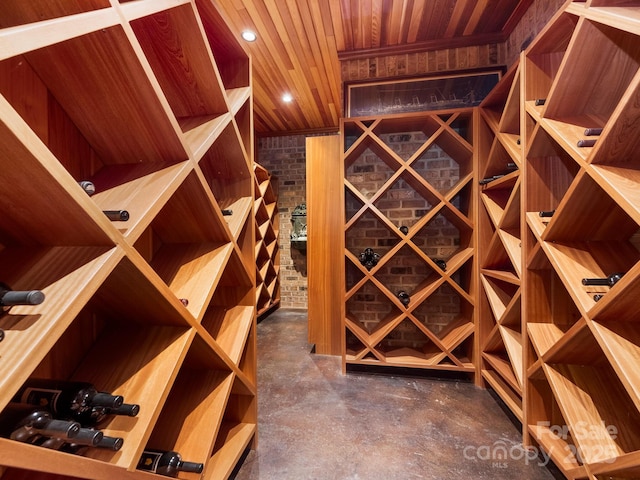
[233,309,561,480]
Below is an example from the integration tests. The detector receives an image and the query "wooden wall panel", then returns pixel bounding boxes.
[306,135,343,355]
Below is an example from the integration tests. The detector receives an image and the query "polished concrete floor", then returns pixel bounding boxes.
[233,309,561,480]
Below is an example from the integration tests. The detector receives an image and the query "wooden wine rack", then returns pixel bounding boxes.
[479,1,640,478]
[523,2,640,478]
[478,62,525,421]
[340,111,478,375]
[0,1,256,479]
[253,163,280,317]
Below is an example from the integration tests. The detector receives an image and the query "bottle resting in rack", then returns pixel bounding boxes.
[538,210,555,218]
[43,431,124,454]
[584,127,603,136]
[582,272,624,287]
[358,248,381,271]
[103,210,129,221]
[137,449,204,477]
[14,379,138,427]
[480,162,520,185]
[433,259,447,271]
[577,139,597,148]
[78,181,95,196]
[221,209,233,216]
[31,426,104,450]
[0,282,45,311]
[0,403,80,443]
[61,434,124,454]
[397,290,410,307]
[479,174,505,185]
[534,98,546,106]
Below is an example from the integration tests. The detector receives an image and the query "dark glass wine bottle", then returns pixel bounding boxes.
[593,294,604,302]
[534,98,546,106]
[0,282,45,310]
[137,449,204,477]
[62,433,124,454]
[479,174,505,185]
[397,290,410,307]
[358,248,380,271]
[582,272,624,287]
[0,403,80,443]
[577,139,596,148]
[32,426,103,449]
[14,379,125,427]
[538,210,555,218]
[433,259,447,271]
[78,181,95,196]
[221,209,233,216]
[103,210,129,221]
[584,127,603,136]
[104,402,140,418]
[70,427,103,446]
[399,225,409,235]
[506,162,518,171]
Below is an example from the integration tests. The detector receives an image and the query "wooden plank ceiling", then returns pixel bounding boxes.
[214,0,533,135]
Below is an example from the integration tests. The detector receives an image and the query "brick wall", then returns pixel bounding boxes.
[256,135,309,309]
[504,0,567,67]
[344,130,468,348]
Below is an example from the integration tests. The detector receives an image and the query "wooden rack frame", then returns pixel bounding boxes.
[0,1,256,478]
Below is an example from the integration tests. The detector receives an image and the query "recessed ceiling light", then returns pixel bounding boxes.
[282,93,293,103]
[241,30,257,42]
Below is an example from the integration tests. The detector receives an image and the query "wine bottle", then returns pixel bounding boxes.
[0,282,45,310]
[0,329,4,342]
[397,290,410,307]
[78,181,95,196]
[584,127,603,136]
[581,272,624,287]
[14,379,125,427]
[538,210,555,218]
[0,403,80,443]
[577,139,596,148]
[221,209,233,216]
[534,98,546,106]
[506,162,518,171]
[62,433,124,454]
[103,210,129,221]
[104,402,139,418]
[38,427,104,448]
[399,225,409,235]
[479,174,505,185]
[433,259,447,271]
[358,248,380,271]
[593,294,604,302]
[137,449,204,477]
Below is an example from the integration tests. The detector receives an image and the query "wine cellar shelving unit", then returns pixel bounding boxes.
[253,163,280,317]
[340,111,478,376]
[477,62,524,421]
[522,1,640,478]
[0,1,256,479]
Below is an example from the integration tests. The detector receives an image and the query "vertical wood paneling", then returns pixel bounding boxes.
[307,135,343,355]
